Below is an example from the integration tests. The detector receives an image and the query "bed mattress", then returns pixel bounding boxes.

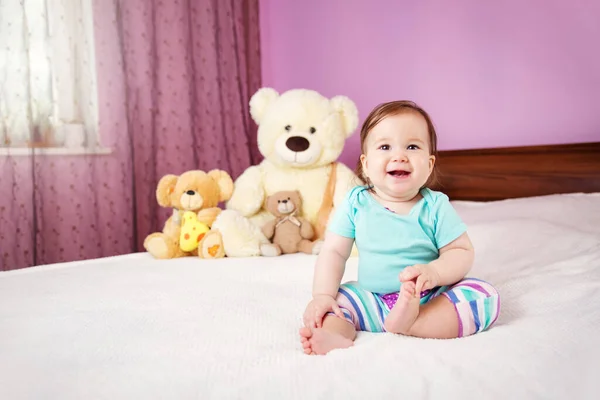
[1,193,599,399]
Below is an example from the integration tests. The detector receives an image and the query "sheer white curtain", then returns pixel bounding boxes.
[0,0,99,150]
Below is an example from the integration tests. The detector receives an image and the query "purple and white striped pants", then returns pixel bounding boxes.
[330,278,500,336]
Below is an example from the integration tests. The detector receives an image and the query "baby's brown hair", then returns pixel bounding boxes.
[355,100,439,188]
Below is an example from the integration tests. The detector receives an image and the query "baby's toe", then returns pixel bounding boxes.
[299,327,312,338]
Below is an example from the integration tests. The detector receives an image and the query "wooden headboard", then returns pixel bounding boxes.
[432,142,600,201]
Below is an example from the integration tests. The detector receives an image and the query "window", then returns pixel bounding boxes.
[0,0,108,155]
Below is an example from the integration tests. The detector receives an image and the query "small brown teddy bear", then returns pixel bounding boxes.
[260,191,323,257]
[143,169,233,259]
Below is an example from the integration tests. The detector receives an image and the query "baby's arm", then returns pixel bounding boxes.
[429,232,474,286]
[303,232,354,328]
[312,232,354,298]
[401,232,474,294]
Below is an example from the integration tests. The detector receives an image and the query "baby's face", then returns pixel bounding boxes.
[360,112,435,200]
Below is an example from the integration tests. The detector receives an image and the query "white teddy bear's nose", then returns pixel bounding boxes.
[286,136,310,152]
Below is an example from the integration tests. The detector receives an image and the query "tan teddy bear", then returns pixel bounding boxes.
[260,191,322,256]
[143,169,233,260]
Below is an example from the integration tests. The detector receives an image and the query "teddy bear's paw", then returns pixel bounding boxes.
[311,240,324,255]
[229,189,264,217]
[199,231,225,259]
[260,243,281,257]
[212,209,266,257]
[145,236,172,259]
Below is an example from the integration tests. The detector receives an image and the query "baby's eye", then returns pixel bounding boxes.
[407,144,420,150]
[378,144,390,150]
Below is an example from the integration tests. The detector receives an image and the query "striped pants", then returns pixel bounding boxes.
[330,278,500,337]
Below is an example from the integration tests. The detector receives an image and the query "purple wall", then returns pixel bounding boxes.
[259,0,600,165]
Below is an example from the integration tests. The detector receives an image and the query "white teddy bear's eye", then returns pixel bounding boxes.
[309,127,316,134]
[284,125,291,131]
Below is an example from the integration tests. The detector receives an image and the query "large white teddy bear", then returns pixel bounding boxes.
[212,88,362,257]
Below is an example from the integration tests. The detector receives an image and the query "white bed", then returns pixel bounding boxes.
[1,192,599,399]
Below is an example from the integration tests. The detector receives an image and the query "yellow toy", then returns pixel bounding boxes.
[179,211,210,252]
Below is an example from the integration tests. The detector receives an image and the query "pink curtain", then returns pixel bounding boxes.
[0,0,262,271]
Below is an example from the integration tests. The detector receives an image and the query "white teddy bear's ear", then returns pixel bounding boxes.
[249,87,280,125]
[330,95,359,138]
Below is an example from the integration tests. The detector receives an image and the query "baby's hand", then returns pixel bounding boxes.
[303,294,344,329]
[399,264,440,296]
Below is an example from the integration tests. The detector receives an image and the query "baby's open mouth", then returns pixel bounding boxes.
[387,170,411,177]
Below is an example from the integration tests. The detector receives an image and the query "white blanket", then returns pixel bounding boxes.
[1,193,600,399]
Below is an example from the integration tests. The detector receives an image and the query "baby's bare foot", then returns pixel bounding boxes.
[309,328,353,355]
[385,280,420,334]
[299,326,353,355]
[299,327,314,355]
